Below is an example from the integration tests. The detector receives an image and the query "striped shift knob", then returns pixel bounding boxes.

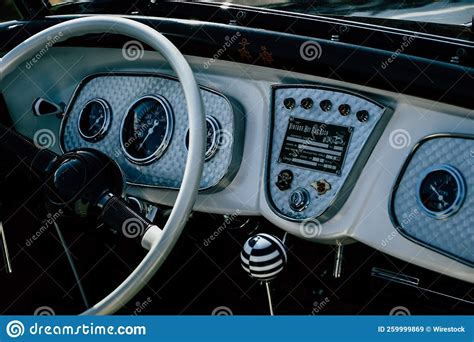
[240,233,287,281]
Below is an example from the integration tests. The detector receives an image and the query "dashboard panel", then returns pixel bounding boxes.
[60,73,244,191]
[267,86,390,222]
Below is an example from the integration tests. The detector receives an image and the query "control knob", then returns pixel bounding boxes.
[289,188,310,212]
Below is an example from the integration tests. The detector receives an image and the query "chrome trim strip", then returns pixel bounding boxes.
[371,267,419,286]
[371,267,474,305]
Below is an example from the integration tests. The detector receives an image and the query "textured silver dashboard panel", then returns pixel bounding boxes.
[392,136,474,266]
[267,86,386,221]
[61,74,235,190]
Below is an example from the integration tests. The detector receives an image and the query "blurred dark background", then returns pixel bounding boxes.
[2,0,21,21]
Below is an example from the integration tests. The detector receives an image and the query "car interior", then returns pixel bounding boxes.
[0,0,473,315]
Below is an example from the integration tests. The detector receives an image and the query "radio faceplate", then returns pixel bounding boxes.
[267,85,388,221]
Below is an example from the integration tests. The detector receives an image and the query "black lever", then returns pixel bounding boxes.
[99,194,155,240]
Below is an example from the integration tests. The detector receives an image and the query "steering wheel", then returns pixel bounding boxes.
[0,16,207,314]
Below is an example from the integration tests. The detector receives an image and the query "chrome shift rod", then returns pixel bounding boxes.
[0,221,12,273]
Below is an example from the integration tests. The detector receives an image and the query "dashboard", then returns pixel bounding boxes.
[2,45,473,284]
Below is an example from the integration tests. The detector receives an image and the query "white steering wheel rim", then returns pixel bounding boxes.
[0,16,207,315]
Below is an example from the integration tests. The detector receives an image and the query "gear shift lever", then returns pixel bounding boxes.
[240,233,287,315]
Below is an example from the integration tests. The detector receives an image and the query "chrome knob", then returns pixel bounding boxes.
[289,188,310,212]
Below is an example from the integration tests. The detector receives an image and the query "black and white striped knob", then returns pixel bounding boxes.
[240,233,287,281]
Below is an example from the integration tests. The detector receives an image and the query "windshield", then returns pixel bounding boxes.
[5,0,474,26]
[48,0,474,25]
[211,0,474,25]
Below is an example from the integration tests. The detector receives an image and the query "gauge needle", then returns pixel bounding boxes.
[138,119,159,150]
[90,114,103,130]
[430,185,448,206]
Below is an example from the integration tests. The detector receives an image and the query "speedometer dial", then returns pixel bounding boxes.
[120,95,174,164]
[78,99,110,141]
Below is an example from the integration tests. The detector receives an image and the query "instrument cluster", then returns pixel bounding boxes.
[61,74,243,191]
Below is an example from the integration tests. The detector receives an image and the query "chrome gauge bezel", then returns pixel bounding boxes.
[77,98,111,141]
[120,95,174,165]
[204,115,222,161]
[416,164,466,220]
[185,115,222,161]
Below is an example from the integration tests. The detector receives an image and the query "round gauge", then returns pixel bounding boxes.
[185,116,221,161]
[416,164,466,219]
[77,99,111,141]
[120,95,174,165]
